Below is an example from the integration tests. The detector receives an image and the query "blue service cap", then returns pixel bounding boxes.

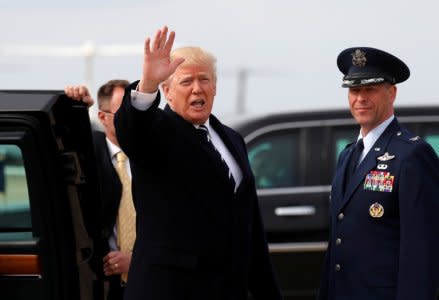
[337,47,410,88]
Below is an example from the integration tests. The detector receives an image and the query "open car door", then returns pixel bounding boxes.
[0,91,104,300]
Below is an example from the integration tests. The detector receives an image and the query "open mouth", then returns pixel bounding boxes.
[191,99,205,108]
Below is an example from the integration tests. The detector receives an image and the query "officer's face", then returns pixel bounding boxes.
[163,65,216,125]
[348,83,396,136]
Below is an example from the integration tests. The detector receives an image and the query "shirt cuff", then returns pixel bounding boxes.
[130,89,158,111]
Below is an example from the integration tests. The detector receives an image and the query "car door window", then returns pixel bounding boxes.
[0,144,31,234]
[331,128,358,167]
[424,135,439,155]
[248,133,299,189]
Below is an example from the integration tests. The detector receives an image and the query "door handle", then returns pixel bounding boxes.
[274,205,316,217]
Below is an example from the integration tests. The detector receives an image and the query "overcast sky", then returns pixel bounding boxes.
[1,0,438,120]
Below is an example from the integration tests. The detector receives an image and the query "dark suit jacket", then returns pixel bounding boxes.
[92,130,125,300]
[319,118,439,300]
[93,131,122,243]
[114,82,282,300]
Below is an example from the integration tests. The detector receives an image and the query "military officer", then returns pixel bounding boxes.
[318,47,439,299]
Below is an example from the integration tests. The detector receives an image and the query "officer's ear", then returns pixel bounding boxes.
[386,84,397,104]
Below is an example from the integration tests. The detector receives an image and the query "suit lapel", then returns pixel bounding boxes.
[92,131,122,237]
[164,106,242,188]
[210,116,251,178]
[336,119,400,213]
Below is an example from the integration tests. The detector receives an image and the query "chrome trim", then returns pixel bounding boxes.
[0,274,42,278]
[274,205,316,217]
[269,242,328,253]
[244,115,439,144]
[257,185,331,196]
[398,115,439,123]
[244,118,356,143]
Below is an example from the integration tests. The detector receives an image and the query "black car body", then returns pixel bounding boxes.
[229,107,439,299]
[0,91,103,300]
[1,90,438,300]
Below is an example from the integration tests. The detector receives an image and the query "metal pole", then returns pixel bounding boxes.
[236,68,248,115]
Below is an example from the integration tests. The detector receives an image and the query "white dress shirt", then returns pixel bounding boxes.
[356,115,395,163]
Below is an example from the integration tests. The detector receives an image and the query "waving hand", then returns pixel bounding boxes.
[138,26,185,93]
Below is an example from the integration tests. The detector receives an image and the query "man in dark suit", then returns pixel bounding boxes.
[318,47,439,299]
[114,26,282,300]
[65,80,135,300]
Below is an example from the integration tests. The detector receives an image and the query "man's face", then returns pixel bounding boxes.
[98,86,125,145]
[163,65,216,125]
[348,83,396,136]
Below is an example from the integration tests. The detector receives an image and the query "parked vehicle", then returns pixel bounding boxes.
[230,107,439,299]
[1,90,438,300]
[0,91,102,300]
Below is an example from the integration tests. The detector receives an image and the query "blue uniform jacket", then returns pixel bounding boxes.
[319,118,439,300]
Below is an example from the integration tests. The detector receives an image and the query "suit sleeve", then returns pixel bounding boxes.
[396,142,439,299]
[114,81,164,162]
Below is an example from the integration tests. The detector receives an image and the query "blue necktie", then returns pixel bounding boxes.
[347,139,364,177]
[343,138,364,193]
[196,125,236,190]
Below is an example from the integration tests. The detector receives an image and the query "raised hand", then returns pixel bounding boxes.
[64,85,95,107]
[138,26,185,93]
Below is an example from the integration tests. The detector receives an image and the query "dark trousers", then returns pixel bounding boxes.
[107,275,125,300]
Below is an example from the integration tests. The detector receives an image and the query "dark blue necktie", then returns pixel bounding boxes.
[348,139,364,176]
[196,125,236,189]
[343,138,364,193]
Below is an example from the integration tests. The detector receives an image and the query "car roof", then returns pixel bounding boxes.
[226,105,439,138]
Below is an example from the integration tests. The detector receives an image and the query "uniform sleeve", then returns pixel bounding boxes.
[396,142,439,299]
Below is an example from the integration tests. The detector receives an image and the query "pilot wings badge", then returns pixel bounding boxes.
[377,152,395,162]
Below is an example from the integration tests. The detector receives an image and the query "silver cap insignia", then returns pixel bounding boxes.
[352,49,367,67]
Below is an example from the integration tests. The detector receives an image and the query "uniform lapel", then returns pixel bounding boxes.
[330,145,353,213]
[337,119,400,213]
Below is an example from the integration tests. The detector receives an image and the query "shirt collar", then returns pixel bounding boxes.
[193,119,211,130]
[357,115,394,159]
[105,137,122,160]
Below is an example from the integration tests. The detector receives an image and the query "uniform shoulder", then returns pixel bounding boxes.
[393,128,426,146]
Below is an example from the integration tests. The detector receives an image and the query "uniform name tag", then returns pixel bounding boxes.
[364,171,394,193]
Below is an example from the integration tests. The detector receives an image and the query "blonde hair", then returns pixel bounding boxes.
[165,47,217,84]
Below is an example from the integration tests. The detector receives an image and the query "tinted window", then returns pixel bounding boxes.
[248,132,299,189]
[0,144,30,233]
[424,133,439,155]
[331,128,358,166]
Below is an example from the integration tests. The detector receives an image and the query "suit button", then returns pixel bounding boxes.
[338,213,344,220]
[335,264,341,272]
[336,238,342,245]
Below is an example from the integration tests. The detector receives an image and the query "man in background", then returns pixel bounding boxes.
[65,79,135,300]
